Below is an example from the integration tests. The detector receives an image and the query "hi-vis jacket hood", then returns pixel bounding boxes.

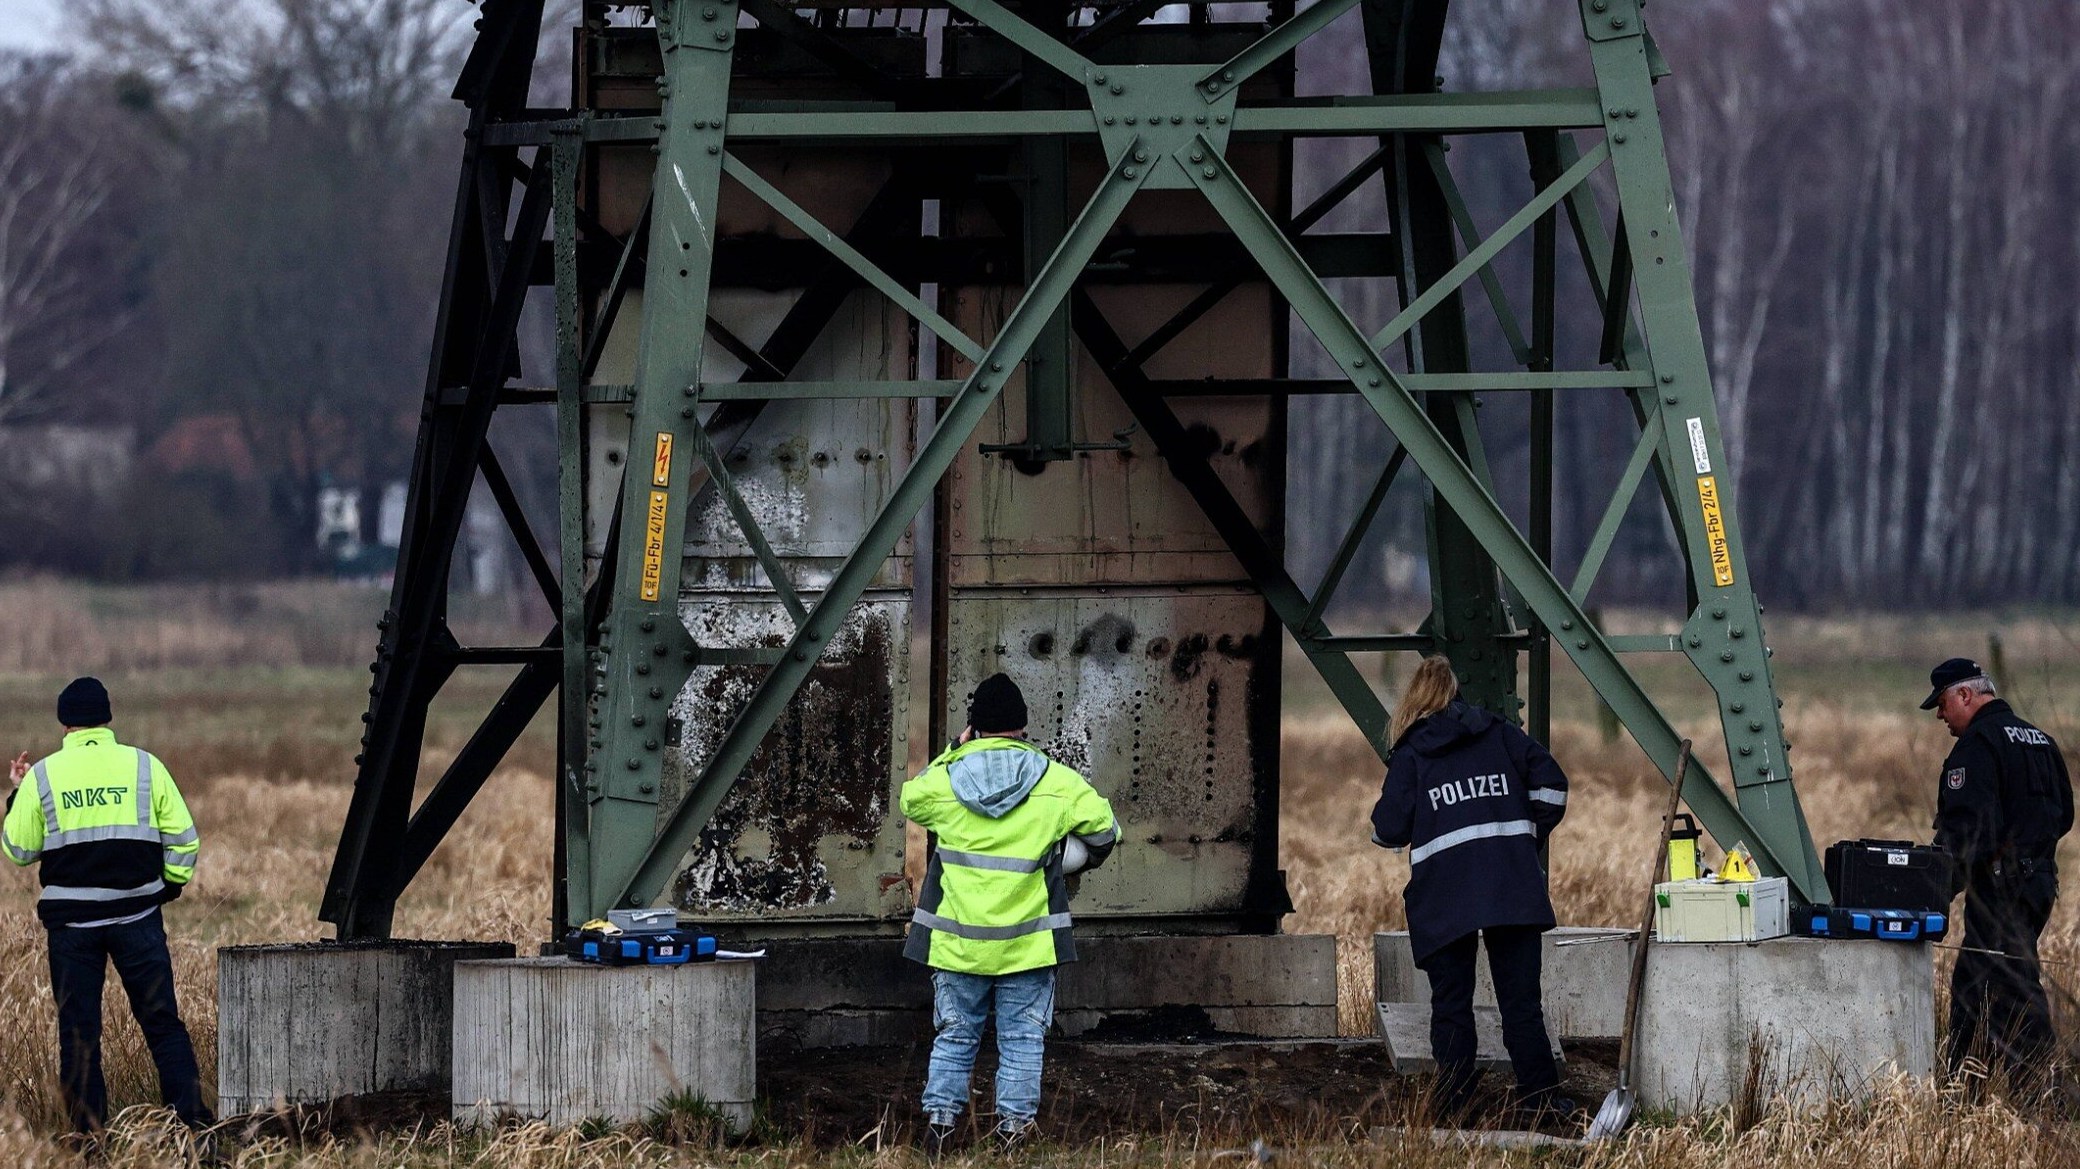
[901,737,1118,976]
[947,743,1051,818]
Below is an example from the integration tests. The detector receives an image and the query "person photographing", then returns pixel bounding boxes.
[901,673,1118,1153]
[1,677,211,1134]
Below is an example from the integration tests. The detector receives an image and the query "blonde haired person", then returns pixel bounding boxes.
[1370,657,1574,1124]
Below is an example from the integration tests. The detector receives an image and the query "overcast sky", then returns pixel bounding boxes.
[0,0,59,53]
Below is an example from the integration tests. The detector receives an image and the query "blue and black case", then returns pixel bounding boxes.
[1793,905,1947,942]
[563,927,719,965]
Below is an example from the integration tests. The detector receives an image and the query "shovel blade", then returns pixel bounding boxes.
[1585,1087,1633,1141]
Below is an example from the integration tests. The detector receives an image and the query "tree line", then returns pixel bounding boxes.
[0,0,2068,610]
[1290,0,2080,612]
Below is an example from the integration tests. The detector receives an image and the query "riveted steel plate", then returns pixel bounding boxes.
[943,589,1275,919]
[663,595,913,921]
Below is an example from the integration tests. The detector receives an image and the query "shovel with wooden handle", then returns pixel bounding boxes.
[1586,739,1692,1142]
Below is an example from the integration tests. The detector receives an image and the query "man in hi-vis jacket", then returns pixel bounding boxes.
[2,677,210,1133]
[902,673,1117,1154]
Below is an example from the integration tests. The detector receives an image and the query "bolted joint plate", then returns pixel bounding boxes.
[1578,0,1643,42]
[1679,599,1788,790]
[594,608,701,808]
[662,0,739,53]
[1085,65,1238,191]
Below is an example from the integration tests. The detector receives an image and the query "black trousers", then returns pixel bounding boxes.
[47,910,210,1131]
[1417,924,1560,1113]
[1947,870,2057,1084]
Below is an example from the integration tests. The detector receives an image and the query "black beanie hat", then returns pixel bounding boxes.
[57,677,111,727]
[968,674,1028,735]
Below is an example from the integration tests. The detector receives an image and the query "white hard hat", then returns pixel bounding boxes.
[1060,835,1090,874]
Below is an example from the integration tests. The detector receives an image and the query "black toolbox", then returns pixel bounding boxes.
[1824,839,1954,912]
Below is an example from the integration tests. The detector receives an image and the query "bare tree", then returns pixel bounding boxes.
[0,56,131,422]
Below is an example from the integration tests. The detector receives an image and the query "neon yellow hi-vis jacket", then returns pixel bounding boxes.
[901,737,1117,975]
[2,728,198,927]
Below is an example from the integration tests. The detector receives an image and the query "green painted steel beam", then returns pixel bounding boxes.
[688,420,808,627]
[611,140,1153,912]
[1578,0,1823,897]
[1370,141,1608,354]
[1179,130,1821,903]
[697,380,964,400]
[721,153,985,363]
[1200,0,1362,102]
[550,125,591,930]
[1303,445,1408,631]
[940,0,1094,84]
[1231,94,1602,135]
[583,0,738,922]
[1569,418,1662,605]
[1423,141,1530,366]
[478,90,1610,147]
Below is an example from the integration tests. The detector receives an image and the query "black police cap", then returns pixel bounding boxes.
[1919,657,1986,710]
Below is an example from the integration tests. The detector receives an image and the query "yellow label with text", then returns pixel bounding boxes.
[641,489,669,602]
[1697,476,1734,587]
[652,432,674,488]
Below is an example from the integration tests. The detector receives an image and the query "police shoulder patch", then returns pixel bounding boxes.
[1945,767,1967,790]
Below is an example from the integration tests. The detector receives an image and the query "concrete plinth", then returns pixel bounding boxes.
[750,934,1338,1050]
[452,957,756,1130]
[1637,937,1933,1111]
[216,940,515,1116]
[1375,1002,1564,1073]
[1374,928,1634,1040]
[1057,935,1339,1038]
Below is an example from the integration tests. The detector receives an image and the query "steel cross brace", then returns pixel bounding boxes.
[1577,0,1822,895]
[609,141,1153,911]
[1074,291,1391,754]
[583,0,742,918]
[1179,131,1821,902]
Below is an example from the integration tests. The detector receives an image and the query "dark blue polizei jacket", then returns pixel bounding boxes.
[1370,701,1568,963]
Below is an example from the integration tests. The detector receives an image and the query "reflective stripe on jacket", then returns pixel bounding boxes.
[901,737,1117,975]
[1370,701,1566,963]
[1,728,198,927]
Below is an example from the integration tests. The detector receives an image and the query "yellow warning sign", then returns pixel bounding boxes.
[640,489,669,602]
[651,432,674,488]
[1697,476,1734,587]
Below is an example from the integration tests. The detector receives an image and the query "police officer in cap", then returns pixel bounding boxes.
[1925,657,2073,1083]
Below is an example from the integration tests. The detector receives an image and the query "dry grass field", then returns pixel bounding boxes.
[0,581,2074,1166]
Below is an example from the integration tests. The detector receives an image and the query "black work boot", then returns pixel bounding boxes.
[922,1114,957,1160]
[994,1118,1036,1153]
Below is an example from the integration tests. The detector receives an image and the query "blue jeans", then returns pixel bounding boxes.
[47,910,210,1131]
[922,967,1056,1128]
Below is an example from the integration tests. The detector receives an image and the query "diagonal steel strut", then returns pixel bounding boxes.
[610,144,1154,911]
[1179,132,1821,903]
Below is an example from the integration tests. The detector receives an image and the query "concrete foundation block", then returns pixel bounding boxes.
[452,957,756,1130]
[749,936,928,1051]
[747,933,1338,1048]
[1374,928,1634,1040]
[1375,1002,1564,1073]
[1057,935,1339,1039]
[1636,938,1934,1111]
[216,940,515,1116]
